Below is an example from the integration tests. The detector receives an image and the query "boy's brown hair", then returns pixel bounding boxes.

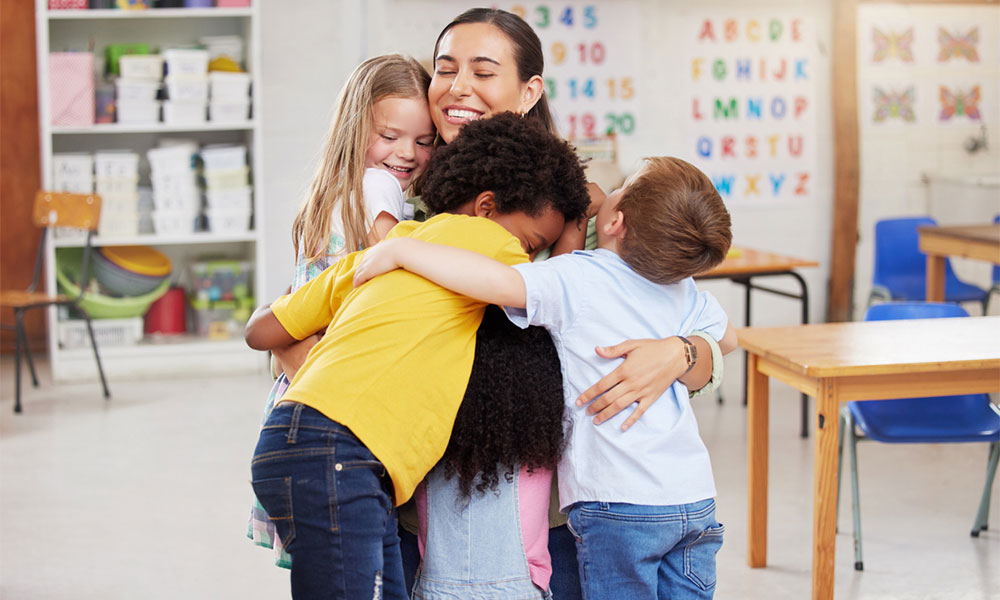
[616,157,732,284]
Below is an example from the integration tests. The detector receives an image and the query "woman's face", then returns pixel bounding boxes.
[429,22,541,143]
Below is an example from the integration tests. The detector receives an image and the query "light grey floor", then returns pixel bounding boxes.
[1,355,997,599]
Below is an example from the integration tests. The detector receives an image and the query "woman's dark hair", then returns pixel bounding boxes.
[442,306,566,497]
[420,112,589,223]
[434,8,556,135]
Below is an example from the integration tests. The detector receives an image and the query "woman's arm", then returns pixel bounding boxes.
[576,334,719,431]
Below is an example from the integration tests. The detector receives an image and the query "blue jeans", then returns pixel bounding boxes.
[566,498,724,600]
[549,524,583,600]
[251,402,408,600]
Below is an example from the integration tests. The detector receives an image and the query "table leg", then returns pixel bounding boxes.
[926,255,945,302]
[747,352,769,567]
[812,379,841,600]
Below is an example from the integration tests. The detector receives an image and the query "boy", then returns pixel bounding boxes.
[244,113,590,599]
[353,155,738,600]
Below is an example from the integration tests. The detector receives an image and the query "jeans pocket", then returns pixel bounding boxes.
[252,476,295,549]
[684,523,725,591]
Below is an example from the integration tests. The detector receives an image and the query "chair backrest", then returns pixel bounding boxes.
[994,214,999,285]
[872,216,936,286]
[32,191,102,231]
[864,301,969,322]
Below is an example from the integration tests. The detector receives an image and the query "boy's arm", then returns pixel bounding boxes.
[245,304,297,350]
[718,322,738,354]
[353,238,528,308]
[549,183,606,257]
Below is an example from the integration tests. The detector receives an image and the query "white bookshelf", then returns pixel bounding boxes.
[36,2,266,382]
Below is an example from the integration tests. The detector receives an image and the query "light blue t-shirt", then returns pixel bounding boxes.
[504,248,728,510]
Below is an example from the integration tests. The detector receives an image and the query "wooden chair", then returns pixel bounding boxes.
[0,191,110,413]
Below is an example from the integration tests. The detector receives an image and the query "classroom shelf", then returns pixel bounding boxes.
[46,8,252,20]
[51,230,259,248]
[52,121,256,135]
[36,0,266,382]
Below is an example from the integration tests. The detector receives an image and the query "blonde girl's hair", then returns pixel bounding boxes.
[291,54,431,264]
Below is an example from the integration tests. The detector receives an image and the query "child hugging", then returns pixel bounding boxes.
[355,156,739,600]
[245,112,590,599]
[413,305,567,599]
[247,53,435,568]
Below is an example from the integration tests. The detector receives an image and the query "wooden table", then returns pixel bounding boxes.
[698,247,820,437]
[739,316,1000,600]
[918,224,1000,302]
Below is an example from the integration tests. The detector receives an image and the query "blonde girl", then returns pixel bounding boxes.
[247,53,435,568]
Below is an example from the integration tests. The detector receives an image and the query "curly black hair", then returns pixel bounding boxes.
[420,112,590,223]
[441,306,567,497]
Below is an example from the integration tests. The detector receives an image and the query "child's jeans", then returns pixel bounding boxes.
[566,498,723,600]
[251,402,408,600]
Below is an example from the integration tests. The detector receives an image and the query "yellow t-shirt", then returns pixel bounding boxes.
[270,213,528,505]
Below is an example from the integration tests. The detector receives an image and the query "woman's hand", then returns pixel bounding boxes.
[576,336,707,431]
[272,333,322,382]
[353,238,409,287]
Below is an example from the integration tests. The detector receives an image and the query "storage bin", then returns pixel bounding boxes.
[208,71,250,100]
[105,44,149,77]
[97,190,140,215]
[190,260,252,302]
[152,210,199,235]
[114,78,160,103]
[153,188,201,213]
[97,212,140,238]
[118,55,163,80]
[203,166,249,189]
[49,0,88,9]
[95,82,115,123]
[165,76,209,102]
[163,100,207,124]
[94,152,139,178]
[200,144,246,170]
[208,100,250,123]
[200,35,244,64]
[53,153,94,192]
[56,247,170,319]
[116,100,160,124]
[150,170,199,196]
[205,186,251,211]
[205,207,251,234]
[96,176,139,198]
[147,144,198,173]
[190,299,239,339]
[49,52,95,127]
[58,317,144,350]
[163,49,210,77]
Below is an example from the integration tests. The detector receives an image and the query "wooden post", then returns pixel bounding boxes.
[746,352,770,567]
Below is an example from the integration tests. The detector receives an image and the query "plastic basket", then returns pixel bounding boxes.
[57,317,143,349]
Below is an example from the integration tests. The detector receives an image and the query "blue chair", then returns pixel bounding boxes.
[868,217,988,311]
[836,301,1000,571]
[988,215,1000,313]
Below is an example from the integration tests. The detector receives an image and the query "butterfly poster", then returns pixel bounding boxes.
[937,27,980,63]
[871,27,914,63]
[872,86,917,123]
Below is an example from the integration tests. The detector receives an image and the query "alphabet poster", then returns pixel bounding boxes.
[680,15,818,205]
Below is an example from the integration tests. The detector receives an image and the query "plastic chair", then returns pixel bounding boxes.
[868,217,988,311]
[988,214,1000,314]
[836,301,1000,571]
[0,192,110,413]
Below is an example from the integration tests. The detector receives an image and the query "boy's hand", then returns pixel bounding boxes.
[353,238,408,287]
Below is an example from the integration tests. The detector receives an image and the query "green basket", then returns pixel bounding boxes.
[56,247,170,319]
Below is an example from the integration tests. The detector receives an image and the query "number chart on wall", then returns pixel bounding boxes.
[680,15,818,205]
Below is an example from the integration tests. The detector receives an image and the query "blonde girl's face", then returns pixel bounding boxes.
[365,96,436,186]
[429,22,542,144]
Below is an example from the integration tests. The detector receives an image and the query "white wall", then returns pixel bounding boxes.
[259,0,835,345]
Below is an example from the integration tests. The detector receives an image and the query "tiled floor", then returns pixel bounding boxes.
[1,355,997,599]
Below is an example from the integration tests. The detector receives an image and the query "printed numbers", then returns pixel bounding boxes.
[560,6,573,26]
[567,78,596,99]
[510,5,526,19]
[568,113,597,138]
[551,41,567,64]
[583,5,597,28]
[605,112,635,134]
[578,42,605,64]
[535,5,550,28]
[545,77,557,99]
[607,77,635,100]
